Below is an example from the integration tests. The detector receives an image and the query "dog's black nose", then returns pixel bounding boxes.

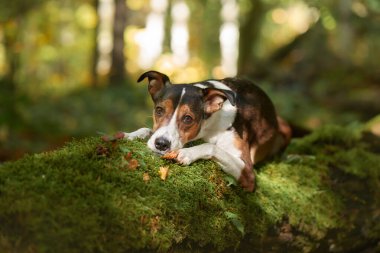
[155,137,171,151]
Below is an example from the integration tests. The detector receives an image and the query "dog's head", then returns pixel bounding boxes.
[138,71,236,154]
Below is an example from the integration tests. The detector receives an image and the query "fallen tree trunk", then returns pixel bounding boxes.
[0,124,379,252]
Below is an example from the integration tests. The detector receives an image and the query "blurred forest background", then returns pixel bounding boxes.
[0,0,379,161]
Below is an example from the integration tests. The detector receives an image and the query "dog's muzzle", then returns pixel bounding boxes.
[154,137,171,152]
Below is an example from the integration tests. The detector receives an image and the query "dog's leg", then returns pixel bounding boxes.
[176,143,255,191]
[123,128,152,140]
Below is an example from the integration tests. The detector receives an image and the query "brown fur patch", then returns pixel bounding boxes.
[138,71,170,100]
[204,90,227,114]
[251,117,291,163]
[238,167,255,192]
[177,104,201,144]
[251,132,284,164]
[148,79,164,98]
[251,139,273,164]
[153,99,175,131]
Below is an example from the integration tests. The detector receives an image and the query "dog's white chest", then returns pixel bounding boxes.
[206,130,242,158]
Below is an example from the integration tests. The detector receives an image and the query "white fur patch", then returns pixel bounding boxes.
[124,128,152,140]
[192,80,237,140]
[207,80,232,91]
[147,88,186,153]
[194,80,232,91]
[177,137,244,180]
[196,99,237,140]
[194,83,208,89]
[176,129,244,179]
[208,130,242,157]
[211,130,244,179]
[177,143,214,165]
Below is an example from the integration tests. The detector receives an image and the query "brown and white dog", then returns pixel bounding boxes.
[124,71,291,192]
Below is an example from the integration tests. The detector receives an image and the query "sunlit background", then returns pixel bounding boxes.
[0,0,379,160]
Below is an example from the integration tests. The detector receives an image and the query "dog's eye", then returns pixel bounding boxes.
[155,107,164,117]
[182,115,194,125]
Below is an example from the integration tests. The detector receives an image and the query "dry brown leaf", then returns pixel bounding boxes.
[140,215,148,225]
[158,166,169,180]
[161,150,178,160]
[124,152,132,161]
[95,145,110,157]
[128,159,139,170]
[143,172,150,182]
[150,216,160,234]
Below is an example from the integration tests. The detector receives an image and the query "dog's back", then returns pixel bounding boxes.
[125,71,292,191]
[220,78,291,163]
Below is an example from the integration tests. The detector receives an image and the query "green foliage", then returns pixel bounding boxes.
[288,124,363,153]
[0,0,46,21]
[18,86,150,136]
[1,0,380,160]
[1,124,379,252]
[0,85,151,159]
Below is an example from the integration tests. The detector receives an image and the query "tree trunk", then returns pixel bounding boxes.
[337,0,353,62]
[109,0,127,85]
[90,0,100,87]
[3,22,19,91]
[237,0,264,76]
[163,0,172,53]
[2,20,21,125]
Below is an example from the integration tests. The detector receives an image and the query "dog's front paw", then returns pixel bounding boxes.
[176,148,196,165]
[124,128,152,140]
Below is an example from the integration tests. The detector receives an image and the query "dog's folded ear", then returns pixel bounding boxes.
[137,71,171,100]
[203,88,236,114]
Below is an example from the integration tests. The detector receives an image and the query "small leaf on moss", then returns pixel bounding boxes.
[158,166,169,180]
[225,211,245,236]
[143,172,150,182]
[123,152,132,161]
[224,175,237,186]
[128,159,139,170]
[96,145,110,157]
[150,216,160,234]
[162,151,178,160]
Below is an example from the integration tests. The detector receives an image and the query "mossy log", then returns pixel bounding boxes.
[0,125,379,253]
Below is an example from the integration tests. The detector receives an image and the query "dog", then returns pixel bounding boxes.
[123,71,291,192]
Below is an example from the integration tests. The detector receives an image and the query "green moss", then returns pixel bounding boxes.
[287,124,363,154]
[256,163,340,231]
[0,124,379,252]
